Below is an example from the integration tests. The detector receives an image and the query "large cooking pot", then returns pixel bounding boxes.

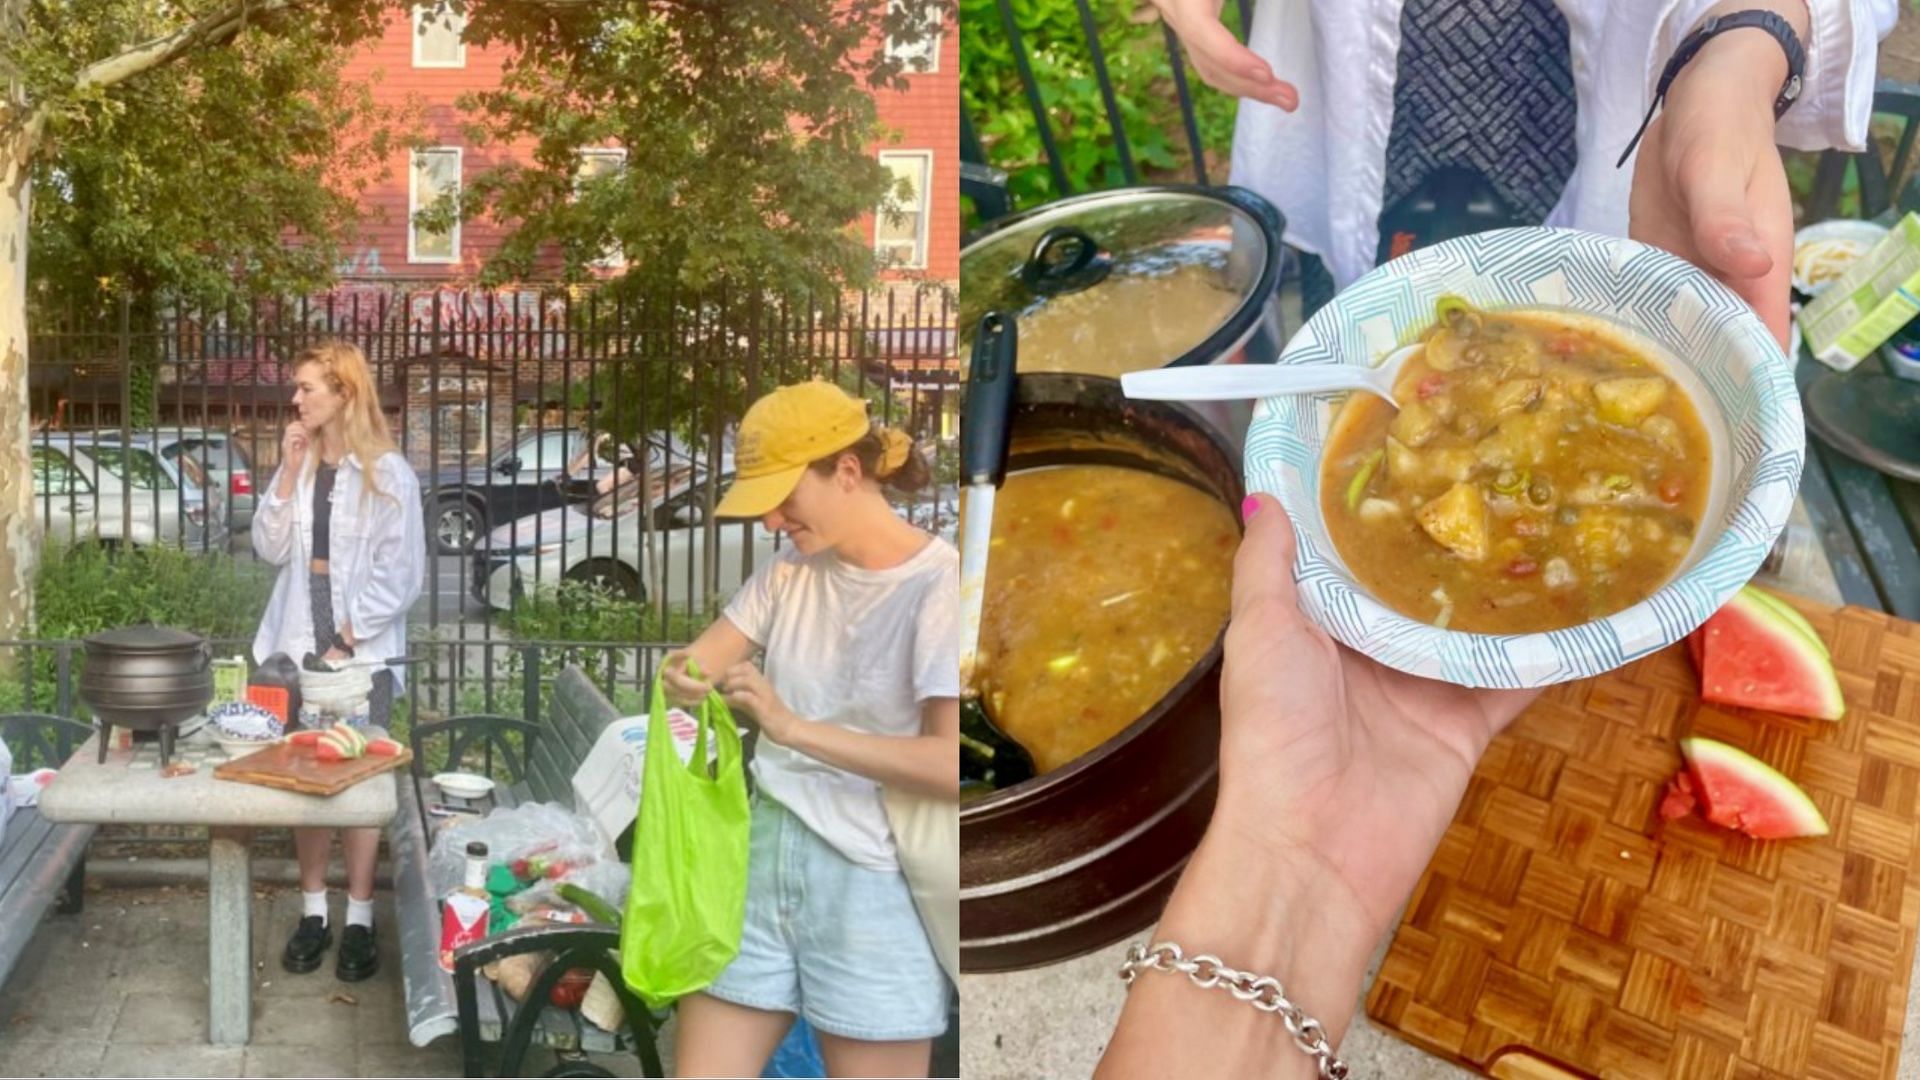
[960,185,1286,453]
[959,373,1242,972]
[80,625,214,764]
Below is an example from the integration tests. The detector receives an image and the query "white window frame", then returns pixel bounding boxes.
[408,146,463,265]
[875,150,933,271]
[884,2,942,73]
[412,4,467,68]
[574,148,629,269]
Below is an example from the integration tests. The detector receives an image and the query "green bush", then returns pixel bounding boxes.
[963,0,1242,225]
[0,544,274,714]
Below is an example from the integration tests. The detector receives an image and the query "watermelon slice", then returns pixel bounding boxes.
[1697,588,1845,721]
[1679,737,1829,840]
[1742,587,1830,660]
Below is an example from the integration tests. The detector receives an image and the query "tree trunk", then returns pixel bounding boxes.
[0,144,33,641]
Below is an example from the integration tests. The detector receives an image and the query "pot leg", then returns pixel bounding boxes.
[97,724,110,764]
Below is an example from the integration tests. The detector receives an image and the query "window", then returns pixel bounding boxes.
[574,149,628,268]
[875,151,932,270]
[436,402,489,457]
[409,148,462,264]
[412,4,466,68]
[87,447,174,490]
[884,2,942,73]
[510,431,576,475]
[32,448,90,496]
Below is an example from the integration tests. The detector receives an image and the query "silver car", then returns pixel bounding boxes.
[93,427,256,530]
[473,469,782,610]
[33,435,229,551]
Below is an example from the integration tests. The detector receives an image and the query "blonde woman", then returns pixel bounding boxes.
[664,381,958,1078]
[251,340,425,982]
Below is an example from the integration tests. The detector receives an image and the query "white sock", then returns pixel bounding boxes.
[302,889,329,925]
[346,895,375,929]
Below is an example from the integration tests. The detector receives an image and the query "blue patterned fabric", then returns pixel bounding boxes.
[1246,228,1802,689]
[1382,0,1578,226]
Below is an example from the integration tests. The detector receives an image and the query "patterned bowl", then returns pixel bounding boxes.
[1245,227,1801,688]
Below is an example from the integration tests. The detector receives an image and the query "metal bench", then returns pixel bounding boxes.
[388,666,663,1077]
[0,713,94,988]
[1796,79,1920,619]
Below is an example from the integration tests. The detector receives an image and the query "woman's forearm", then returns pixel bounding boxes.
[1096,817,1382,1080]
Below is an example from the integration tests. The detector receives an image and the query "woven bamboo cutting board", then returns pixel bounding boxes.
[1365,595,1920,1079]
[213,740,412,796]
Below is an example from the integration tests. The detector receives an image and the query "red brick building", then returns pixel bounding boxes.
[334,6,958,291]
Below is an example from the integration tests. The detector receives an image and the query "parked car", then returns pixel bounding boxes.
[417,428,598,555]
[472,468,782,610]
[118,428,256,530]
[86,429,240,532]
[32,434,229,551]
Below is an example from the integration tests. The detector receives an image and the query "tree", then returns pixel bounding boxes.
[0,0,396,640]
[420,0,950,479]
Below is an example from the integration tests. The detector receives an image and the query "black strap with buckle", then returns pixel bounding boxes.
[1617,9,1807,168]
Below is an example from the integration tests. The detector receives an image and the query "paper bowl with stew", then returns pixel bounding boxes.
[1244,227,1801,689]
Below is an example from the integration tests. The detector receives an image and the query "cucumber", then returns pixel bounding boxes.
[558,883,622,927]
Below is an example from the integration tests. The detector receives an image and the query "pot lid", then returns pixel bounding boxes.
[85,625,206,652]
[960,186,1282,377]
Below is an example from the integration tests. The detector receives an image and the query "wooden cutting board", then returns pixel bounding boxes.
[213,740,413,796]
[1365,594,1920,1079]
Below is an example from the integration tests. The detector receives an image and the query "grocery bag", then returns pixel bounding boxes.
[619,661,750,1007]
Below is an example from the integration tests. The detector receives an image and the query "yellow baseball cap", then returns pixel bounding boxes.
[715,381,871,518]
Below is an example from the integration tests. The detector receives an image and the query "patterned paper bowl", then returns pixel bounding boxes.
[1245,227,1802,689]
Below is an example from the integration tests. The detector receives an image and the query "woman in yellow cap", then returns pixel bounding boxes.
[662,379,957,1077]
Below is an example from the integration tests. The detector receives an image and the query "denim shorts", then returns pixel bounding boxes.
[701,795,950,1041]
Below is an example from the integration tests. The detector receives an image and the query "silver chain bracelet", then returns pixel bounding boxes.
[1119,941,1349,1079]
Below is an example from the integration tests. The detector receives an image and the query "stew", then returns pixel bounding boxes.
[1321,303,1711,634]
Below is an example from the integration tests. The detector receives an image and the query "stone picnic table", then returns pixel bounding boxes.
[38,732,397,1047]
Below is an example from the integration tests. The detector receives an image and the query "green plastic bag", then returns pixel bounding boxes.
[619,661,751,1008]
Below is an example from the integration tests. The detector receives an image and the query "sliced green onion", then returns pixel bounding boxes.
[1346,449,1385,511]
[1047,653,1080,674]
[1605,474,1633,491]
[1435,295,1474,326]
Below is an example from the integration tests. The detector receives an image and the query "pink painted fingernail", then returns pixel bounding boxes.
[1241,495,1262,522]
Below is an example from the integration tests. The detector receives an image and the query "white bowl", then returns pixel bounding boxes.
[433,772,496,800]
[1792,219,1889,296]
[1245,227,1801,689]
[216,735,275,758]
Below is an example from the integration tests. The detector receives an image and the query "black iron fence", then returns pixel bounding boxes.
[962,0,1255,226]
[20,280,959,708]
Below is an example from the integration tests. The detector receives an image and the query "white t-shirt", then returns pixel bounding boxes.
[722,535,959,871]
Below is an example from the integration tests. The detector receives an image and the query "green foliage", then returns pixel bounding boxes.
[493,580,714,713]
[416,0,950,298]
[962,0,1240,224]
[22,3,397,310]
[34,542,272,641]
[0,543,273,714]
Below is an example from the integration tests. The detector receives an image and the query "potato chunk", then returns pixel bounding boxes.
[1390,399,1441,447]
[1416,482,1490,561]
[1593,376,1670,427]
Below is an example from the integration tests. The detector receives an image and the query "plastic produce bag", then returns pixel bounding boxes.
[428,801,627,911]
[619,663,750,1008]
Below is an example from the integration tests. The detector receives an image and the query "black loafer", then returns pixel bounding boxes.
[282,915,332,974]
[336,923,379,982]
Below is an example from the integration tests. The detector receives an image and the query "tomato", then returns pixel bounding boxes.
[1505,558,1539,577]
[1548,334,1581,357]
[1417,374,1448,400]
[1658,474,1685,504]
[549,968,594,1010]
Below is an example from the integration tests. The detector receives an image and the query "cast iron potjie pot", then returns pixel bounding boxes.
[961,185,1286,456]
[959,373,1243,972]
[80,624,214,766]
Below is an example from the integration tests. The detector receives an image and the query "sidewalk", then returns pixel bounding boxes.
[0,883,665,1077]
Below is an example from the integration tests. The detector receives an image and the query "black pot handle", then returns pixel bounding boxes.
[962,312,1018,488]
[1020,226,1111,297]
